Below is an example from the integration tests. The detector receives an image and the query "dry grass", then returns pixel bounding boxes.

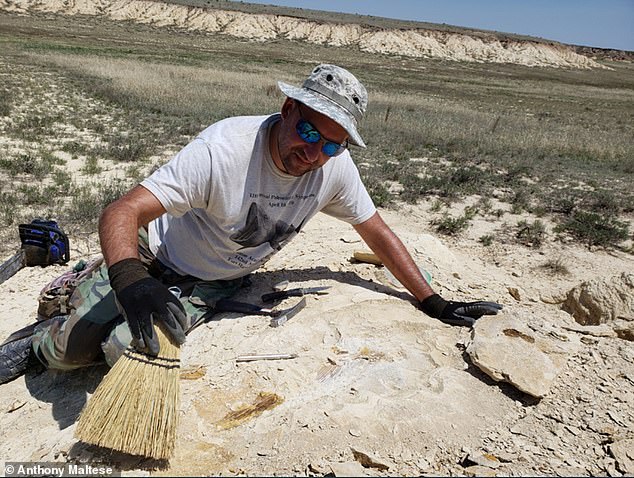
[35,53,284,121]
[0,11,632,253]
[363,75,634,171]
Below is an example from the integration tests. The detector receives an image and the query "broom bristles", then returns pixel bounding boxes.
[75,325,180,460]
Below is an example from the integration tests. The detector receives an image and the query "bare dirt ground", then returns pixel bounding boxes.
[1,202,633,477]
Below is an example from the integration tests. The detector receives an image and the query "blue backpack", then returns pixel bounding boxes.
[18,219,70,267]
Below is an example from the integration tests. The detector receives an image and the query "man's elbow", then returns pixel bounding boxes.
[353,211,390,237]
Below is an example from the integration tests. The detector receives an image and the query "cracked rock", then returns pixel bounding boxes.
[466,313,575,398]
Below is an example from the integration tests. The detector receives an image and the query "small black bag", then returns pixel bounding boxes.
[18,219,70,267]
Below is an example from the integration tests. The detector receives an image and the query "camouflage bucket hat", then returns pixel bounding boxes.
[278,64,368,148]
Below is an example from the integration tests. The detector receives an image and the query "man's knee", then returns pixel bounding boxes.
[32,312,120,371]
[32,316,96,370]
[101,319,133,367]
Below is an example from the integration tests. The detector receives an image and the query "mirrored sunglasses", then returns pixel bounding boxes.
[295,117,348,157]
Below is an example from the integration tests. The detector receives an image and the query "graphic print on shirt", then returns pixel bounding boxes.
[230,202,308,251]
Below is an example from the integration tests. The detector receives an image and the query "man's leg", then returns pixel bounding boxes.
[31,228,154,370]
[32,261,121,370]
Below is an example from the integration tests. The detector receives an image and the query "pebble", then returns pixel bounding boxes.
[308,462,327,475]
[494,451,517,463]
[581,336,599,345]
[507,287,521,301]
[509,426,526,436]
[466,452,501,469]
[351,447,391,471]
[565,457,582,467]
[416,458,431,472]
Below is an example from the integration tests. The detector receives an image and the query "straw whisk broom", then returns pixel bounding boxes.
[75,324,180,460]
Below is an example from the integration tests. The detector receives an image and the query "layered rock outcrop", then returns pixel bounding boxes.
[0,0,605,69]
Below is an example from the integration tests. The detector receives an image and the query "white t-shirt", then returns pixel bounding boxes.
[141,114,376,280]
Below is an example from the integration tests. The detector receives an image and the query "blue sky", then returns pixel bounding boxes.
[240,0,634,51]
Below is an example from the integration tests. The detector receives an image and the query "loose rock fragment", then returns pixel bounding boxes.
[508,287,521,301]
[540,291,567,304]
[329,461,367,477]
[351,447,390,471]
[609,438,634,475]
[466,451,501,469]
[612,317,634,341]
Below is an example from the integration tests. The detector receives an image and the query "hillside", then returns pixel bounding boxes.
[0,0,609,69]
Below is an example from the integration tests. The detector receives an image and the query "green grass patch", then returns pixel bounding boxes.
[63,180,130,227]
[556,212,629,248]
[516,219,547,247]
[0,88,11,116]
[81,156,102,175]
[431,211,473,236]
[0,153,52,180]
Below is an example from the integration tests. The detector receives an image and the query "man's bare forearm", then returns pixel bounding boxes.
[353,212,435,302]
[98,185,167,267]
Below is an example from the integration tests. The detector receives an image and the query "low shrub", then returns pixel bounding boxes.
[479,234,495,246]
[516,219,546,247]
[431,213,471,236]
[539,257,570,276]
[556,211,629,248]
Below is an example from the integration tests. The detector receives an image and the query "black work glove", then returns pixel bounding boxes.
[419,293,503,327]
[109,258,187,356]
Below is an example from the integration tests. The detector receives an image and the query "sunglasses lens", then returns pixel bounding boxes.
[297,120,320,143]
[322,142,340,156]
[296,115,346,157]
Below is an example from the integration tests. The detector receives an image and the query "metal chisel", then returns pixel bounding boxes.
[269,297,307,327]
[261,286,330,303]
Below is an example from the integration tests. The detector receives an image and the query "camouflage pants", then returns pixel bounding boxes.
[32,229,245,370]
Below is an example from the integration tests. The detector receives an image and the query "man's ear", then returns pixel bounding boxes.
[281,98,295,119]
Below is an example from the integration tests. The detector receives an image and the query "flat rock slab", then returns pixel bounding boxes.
[466,313,575,398]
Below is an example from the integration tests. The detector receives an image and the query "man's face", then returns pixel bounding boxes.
[274,100,349,177]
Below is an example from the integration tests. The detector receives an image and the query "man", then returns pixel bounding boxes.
[1,64,501,379]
